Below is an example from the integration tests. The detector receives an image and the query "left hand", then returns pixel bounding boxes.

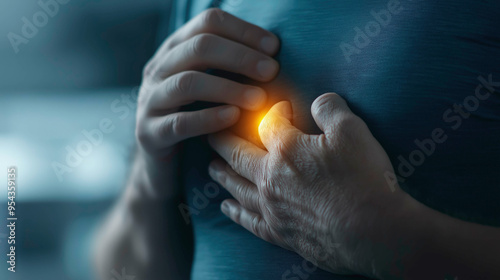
[208,93,411,277]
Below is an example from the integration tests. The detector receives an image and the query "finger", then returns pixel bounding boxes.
[258,101,303,152]
[311,93,353,135]
[161,8,279,56]
[148,71,267,112]
[221,199,277,244]
[209,159,261,213]
[146,105,240,148]
[157,34,279,82]
[208,131,266,183]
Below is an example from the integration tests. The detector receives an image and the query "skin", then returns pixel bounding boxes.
[208,95,500,279]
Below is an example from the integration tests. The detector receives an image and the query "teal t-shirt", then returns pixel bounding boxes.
[170,0,500,279]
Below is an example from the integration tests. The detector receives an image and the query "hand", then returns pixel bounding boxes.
[208,93,409,277]
[133,9,280,198]
[135,8,280,161]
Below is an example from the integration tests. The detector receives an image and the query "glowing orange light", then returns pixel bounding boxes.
[229,106,274,150]
[257,112,268,132]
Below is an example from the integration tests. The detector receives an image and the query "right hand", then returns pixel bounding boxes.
[135,8,280,163]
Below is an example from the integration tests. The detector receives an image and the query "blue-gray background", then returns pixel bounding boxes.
[0,1,170,279]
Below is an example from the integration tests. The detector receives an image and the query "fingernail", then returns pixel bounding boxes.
[218,106,239,122]
[260,36,278,54]
[221,201,230,214]
[256,59,278,79]
[245,88,266,108]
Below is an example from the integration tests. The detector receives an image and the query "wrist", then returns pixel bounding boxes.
[131,146,183,201]
[361,190,431,279]
[373,190,446,280]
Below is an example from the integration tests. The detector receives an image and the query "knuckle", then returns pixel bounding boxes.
[230,143,244,169]
[190,33,214,57]
[239,25,255,44]
[234,182,246,197]
[199,8,222,27]
[260,175,280,202]
[314,133,330,153]
[169,114,186,137]
[250,215,262,235]
[135,123,146,145]
[171,71,195,95]
[142,59,155,80]
[135,118,151,147]
[215,168,228,185]
[231,205,242,223]
[142,58,167,82]
[234,48,252,70]
[137,84,150,108]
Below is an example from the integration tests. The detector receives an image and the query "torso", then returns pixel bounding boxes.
[176,1,500,279]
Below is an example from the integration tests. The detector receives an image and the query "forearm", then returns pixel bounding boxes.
[93,150,193,280]
[383,193,500,279]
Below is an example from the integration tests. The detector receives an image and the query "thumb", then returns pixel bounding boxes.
[258,101,301,152]
[268,100,293,121]
[311,93,353,134]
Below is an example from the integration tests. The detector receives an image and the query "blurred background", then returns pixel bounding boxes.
[0,1,171,279]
